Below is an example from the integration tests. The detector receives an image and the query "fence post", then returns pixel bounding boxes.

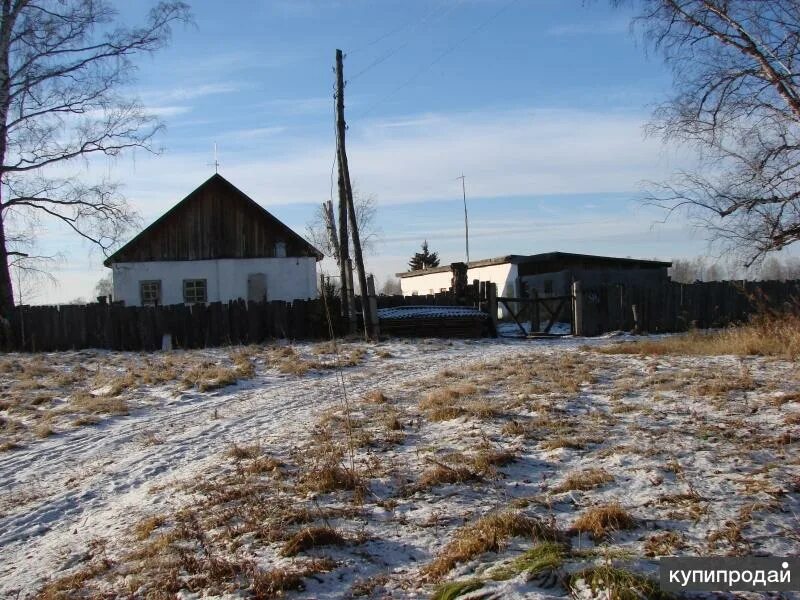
[572,281,583,336]
[366,274,380,339]
[487,282,498,337]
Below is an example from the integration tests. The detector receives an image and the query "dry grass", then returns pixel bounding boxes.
[226,443,261,460]
[33,422,56,439]
[419,384,477,421]
[69,392,129,415]
[470,448,515,474]
[552,468,614,493]
[181,363,242,392]
[363,390,389,404]
[37,559,114,600]
[277,359,311,376]
[572,502,636,539]
[422,511,558,581]
[596,313,800,359]
[0,440,22,452]
[410,463,481,493]
[644,530,686,557]
[133,515,167,541]
[566,565,669,600]
[541,436,585,451]
[280,526,346,557]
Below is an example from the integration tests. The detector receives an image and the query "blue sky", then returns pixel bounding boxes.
[34,0,716,302]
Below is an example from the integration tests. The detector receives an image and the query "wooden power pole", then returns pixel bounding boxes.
[335,69,351,327]
[335,48,373,339]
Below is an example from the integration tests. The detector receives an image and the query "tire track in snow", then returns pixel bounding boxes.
[0,339,534,596]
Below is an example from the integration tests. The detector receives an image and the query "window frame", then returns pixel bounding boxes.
[183,278,208,304]
[140,280,161,306]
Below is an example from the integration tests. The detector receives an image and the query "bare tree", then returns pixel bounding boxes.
[0,0,191,317]
[669,255,728,281]
[305,187,380,259]
[94,272,112,299]
[619,1,800,266]
[380,276,402,295]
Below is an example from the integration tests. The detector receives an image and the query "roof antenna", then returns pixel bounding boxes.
[208,142,220,174]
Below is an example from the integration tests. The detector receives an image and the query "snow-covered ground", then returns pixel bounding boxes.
[1,336,799,598]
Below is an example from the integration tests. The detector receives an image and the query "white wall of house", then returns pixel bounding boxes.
[111,257,318,306]
[399,262,519,317]
[400,263,518,297]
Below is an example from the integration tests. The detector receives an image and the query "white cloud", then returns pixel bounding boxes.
[141,82,242,104]
[146,105,192,117]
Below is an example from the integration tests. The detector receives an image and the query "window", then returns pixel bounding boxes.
[140,280,161,305]
[543,279,553,295]
[183,279,207,303]
[274,241,287,258]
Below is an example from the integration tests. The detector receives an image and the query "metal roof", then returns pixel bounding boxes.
[397,252,671,278]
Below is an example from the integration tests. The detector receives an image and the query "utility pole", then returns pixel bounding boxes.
[334,61,351,327]
[457,173,470,264]
[322,200,340,266]
[335,48,372,339]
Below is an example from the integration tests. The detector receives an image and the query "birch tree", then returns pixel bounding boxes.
[0,0,190,315]
[620,0,800,265]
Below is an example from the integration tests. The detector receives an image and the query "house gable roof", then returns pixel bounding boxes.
[104,174,322,266]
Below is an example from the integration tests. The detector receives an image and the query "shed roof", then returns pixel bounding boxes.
[397,252,671,278]
[104,174,322,266]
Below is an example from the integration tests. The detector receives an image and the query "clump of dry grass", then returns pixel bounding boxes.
[596,312,800,359]
[784,412,800,425]
[34,421,56,439]
[69,391,129,415]
[0,440,22,452]
[363,390,388,404]
[471,448,515,474]
[409,463,481,493]
[553,468,614,493]
[572,502,636,539]
[227,443,261,460]
[566,565,669,600]
[501,420,528,437]
[422,511,558,581]
[37,559,114,600]
[278,360,311,376]
[181,362,243,392]
[133,515,167,541]
[541,436,585,451]
[296,427,363,494]
[280,526,346,557]
[644,530,686,557]
[419,384,477,421]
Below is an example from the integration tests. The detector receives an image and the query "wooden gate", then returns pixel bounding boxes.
[497,294,574,336]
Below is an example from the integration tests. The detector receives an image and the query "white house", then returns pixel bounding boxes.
[398,253,671,319]
[398,256,523,299]
[104,174,323,306]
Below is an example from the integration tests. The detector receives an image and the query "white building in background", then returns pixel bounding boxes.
[398,253,672,319]
[398,256,523,299]
[104,174,323,307]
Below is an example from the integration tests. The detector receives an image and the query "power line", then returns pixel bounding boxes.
[355,0,520,120]
[348,1,467,82]
[348,2,457,56]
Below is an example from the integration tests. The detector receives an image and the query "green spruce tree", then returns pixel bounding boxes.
[408,240,440,271]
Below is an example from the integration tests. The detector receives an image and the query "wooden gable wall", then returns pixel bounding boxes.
[108,175,319,263]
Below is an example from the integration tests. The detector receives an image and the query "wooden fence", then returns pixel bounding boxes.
[3,287,492,352]
[6,298,348,352]
[574,279,800,336]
